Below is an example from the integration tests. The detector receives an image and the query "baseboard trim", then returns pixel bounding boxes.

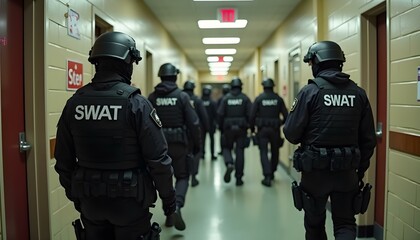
[357,225,374,238]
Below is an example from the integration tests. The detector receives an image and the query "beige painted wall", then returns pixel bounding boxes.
[45,0,197,238]
[386,0,420,239]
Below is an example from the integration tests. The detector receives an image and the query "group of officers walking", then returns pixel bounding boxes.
[54,31,376,240]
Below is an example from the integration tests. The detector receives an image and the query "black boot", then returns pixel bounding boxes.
[224,164,234,183]
[173,206,186,231]
[261,176,271,187]
[191,176,199,187]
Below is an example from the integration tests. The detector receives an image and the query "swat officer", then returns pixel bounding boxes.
[217,83,231,155]
[217,77,252,186]
[201,85,218,161]
[183,80,209,187]
[250,78,288,187]
[148,63,201,231]
[54,32,176,240]
[283,41,376,240]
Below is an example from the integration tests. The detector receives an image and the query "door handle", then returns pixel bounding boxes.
[19,132,32,152]
[376,122,383,138]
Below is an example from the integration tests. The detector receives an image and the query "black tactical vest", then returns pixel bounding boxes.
[152,88,184,128]
[68,82,142,170]
[308,77,362,146]
[255,92,281,128]
[223,93,248,129]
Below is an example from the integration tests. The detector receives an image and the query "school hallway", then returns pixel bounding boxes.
[150,132,377,240]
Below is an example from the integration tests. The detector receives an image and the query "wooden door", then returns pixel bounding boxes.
[0,0,30,239]
[375,11,387,228]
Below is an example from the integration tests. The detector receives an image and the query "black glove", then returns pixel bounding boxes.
[162,196,176,216]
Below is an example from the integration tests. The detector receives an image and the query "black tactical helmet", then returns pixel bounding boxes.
[183,80,195,90]
[202,85,212,96]
[222,84,230,94]
[230,77,243,88]
[158,63,180,77]
[88,31,142,64]
[262,78,275,88]
[303,41,346,64]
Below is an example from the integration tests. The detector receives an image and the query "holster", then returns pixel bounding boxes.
[291,181,303,211]
[142,222,161,240]
[72,219,86,240]
[353,183,372,214]
[291,181,315,212]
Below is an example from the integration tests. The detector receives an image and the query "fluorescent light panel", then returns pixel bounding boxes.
[202,37,240,44]
[211,71,228,76]
[210,67,229,72]
[207,56,234,62]
[209,62,231,67]
[205,49,236,55]
[198,20,248,29]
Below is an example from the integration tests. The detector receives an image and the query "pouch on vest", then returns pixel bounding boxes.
[89,172,107,197]
[71,168,86,199]
[291,181,303,211]
[162,127,187,144]
[292,147,304,172]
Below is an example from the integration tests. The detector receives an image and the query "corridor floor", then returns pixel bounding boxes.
[151,140,376,240]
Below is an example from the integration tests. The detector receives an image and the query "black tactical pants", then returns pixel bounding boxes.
[222,128,247,179]
[80,197,151,240]
[168,142,189,208]
[300,169,359,240]
[202,128,216,158]
[257,127,280,178]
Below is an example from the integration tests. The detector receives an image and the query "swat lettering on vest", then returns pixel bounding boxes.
[262,99,278,106]
[203,100,210,106]
[156,97,178,106]
[74,105,122,120]
[227,99,243,105]
[323,94,355,107]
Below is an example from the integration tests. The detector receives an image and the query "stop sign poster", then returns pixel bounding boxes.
[67,59,83,90]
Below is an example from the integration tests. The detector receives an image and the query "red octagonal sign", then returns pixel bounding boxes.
[67,59,83,90]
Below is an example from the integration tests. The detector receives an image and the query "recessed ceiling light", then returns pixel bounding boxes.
[202,37,240,44]
[207,56,219,62]
[209,62,231,67]
[207,56,234,62]
[223,56,233,62]
[205,49,237,55]
[210,67,230,72]
[198,20,248,29]
[210,71,228,76]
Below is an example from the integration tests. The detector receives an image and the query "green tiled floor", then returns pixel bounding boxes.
[151,139,376,240]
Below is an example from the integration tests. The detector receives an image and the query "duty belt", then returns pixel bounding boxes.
[293,145,361,172]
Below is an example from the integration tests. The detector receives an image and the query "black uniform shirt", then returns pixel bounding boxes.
[54,72,175,202]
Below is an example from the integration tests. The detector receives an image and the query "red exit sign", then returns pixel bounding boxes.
[218,8,237,22]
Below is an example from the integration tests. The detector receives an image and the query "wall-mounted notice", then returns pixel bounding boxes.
[67,60,83,91]
[67,8,80,39]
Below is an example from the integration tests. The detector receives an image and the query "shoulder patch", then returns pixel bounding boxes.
[150,108,162,128]
[290,98,298,112]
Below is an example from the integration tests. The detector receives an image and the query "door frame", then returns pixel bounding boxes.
[360,3,387,239]
[23,0,50,239]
